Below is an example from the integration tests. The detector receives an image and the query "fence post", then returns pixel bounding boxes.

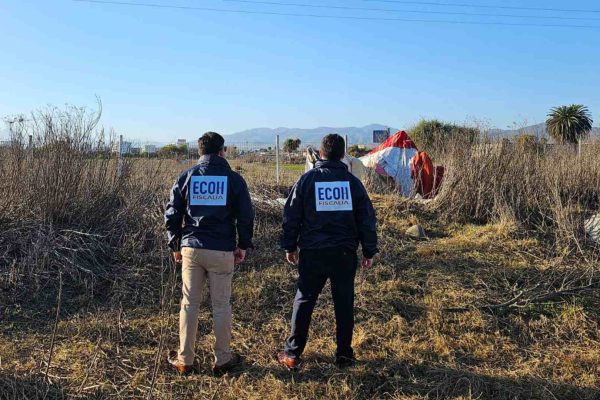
[345,135,348,153]
[578,139,582,158]
[275,135,280,184]
[117,134,123,178]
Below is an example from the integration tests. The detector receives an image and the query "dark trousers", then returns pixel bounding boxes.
[284,248,358,359]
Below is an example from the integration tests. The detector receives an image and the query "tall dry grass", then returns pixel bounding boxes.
[432,140,600,254]
[0,104,295,302]
[0,105,167,295]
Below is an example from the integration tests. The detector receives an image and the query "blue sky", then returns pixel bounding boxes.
[1,0,599,142]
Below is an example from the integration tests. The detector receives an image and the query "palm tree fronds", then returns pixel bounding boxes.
[546,104,593,144]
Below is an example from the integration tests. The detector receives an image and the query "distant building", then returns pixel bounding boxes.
[176,139,188,146]
[373,128,391,144]
[142,144,157,154]
[130,147,141,155]
[112,141,132,155]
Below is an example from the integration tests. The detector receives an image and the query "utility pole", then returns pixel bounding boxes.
[275,135,280,184]
[117,134,123,178]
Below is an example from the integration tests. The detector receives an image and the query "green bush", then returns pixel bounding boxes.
[409,119,479,155]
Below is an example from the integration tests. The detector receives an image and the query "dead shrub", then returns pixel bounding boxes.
[0,104,165,295]
[432,140,600,254]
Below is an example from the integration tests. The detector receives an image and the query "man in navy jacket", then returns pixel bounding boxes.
[165,132,254,375]
[278,134,378,370]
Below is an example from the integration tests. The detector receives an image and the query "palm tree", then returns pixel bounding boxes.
[546,104,593,145]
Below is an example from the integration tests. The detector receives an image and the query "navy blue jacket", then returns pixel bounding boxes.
[281,160,378,258]
[165,155,254,252]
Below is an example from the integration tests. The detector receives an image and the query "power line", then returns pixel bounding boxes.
[221,0,600,21]
[362,0,600,14]
[72,0,600,28]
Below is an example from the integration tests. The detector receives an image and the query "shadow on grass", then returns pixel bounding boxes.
[0,373,66,400]
[234,358,600,400]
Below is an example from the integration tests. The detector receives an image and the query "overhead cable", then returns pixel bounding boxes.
[72,0,600,29]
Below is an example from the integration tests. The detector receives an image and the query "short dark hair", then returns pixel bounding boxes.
[320,134,345,161]
[198,132,225,155]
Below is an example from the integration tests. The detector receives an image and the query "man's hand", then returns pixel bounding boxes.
[173,251,182,264]
[286,251,298,265]
[234,248,246,264]
[361,257,373,269]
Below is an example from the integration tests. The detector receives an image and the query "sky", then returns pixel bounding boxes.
[1,0,599,142]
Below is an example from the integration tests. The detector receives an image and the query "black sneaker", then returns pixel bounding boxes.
[335,356,356,368]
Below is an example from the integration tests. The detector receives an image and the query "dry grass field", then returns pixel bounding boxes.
[1,109,599,399]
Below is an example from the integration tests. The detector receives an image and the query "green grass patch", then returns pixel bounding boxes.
[282,163,304,172]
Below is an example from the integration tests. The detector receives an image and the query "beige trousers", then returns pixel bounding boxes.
[178,247,234,366]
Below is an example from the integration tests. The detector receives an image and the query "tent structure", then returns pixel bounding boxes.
[359,131,419,196]
[410,151,445,199]
[304,131,443,198]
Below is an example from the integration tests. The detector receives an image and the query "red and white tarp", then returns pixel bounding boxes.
[359,130,418,196]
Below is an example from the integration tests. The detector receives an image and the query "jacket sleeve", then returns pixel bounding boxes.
[353,179,378,259]
[281,178,304,253]
[233,175,255,250]
[165,177,186,251]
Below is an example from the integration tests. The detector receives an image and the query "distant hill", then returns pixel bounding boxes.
[4,122,598,146]
[224,124,398,145]
[225,122,599,145]
[490,123,600,140]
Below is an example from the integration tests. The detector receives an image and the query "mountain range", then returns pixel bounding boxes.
[2,123,598,146]
[225,123,600,145]
[223,124,396,145]
[490,123,600,139]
